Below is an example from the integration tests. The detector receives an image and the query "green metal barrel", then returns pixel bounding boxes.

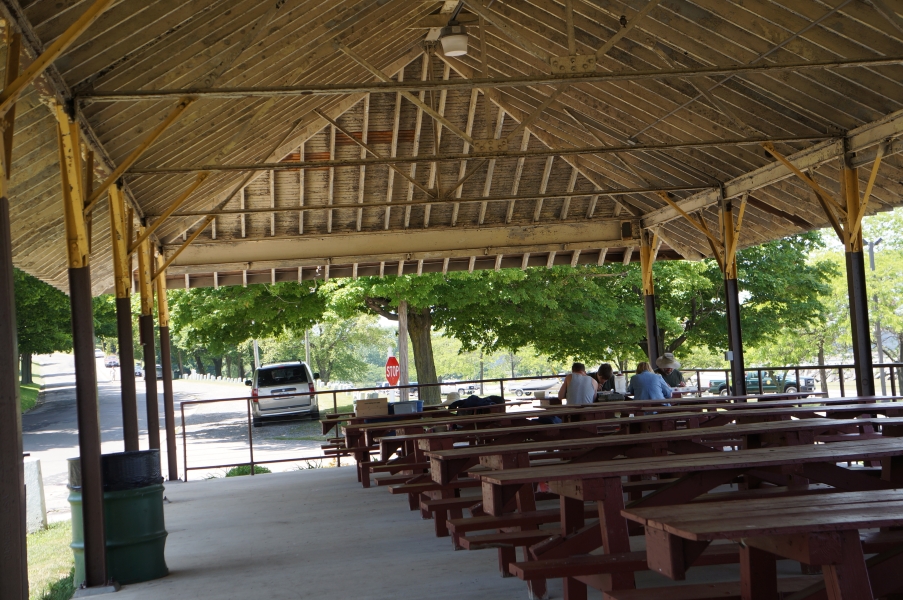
[68,452,169,586]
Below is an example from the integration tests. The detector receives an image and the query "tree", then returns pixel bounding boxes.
[168,281,327,358]
[92,294,119,353]
[13,269,72,384]
[261,314,393,385]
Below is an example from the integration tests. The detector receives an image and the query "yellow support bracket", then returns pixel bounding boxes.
[136,229,155,317]
[108,185,131,299]
[725,192,748,269]
[0,0,115,118]
[761,142,847,218]
[84,96,196,215]
[155,253,170,328]
[849,143,885,241]
[153,216,215,282]
[55,104,90,268]
[656,191,723,253]
[129,171,209,253]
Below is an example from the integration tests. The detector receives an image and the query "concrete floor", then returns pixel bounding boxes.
[112,467,811,600]
[115,466,565,600]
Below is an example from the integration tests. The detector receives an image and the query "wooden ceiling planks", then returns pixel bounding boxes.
[1,0,902,292]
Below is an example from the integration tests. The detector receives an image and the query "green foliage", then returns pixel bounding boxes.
[865,248,903,361]
[225,464,271,477]
[260,314,393,384]
[653,233,834,359]
[168,282,327,355]
[27,521,74,600]
[13,269,72,357]
[91,295,119,352]
[20,382,39,413]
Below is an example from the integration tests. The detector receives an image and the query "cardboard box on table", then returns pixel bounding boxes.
[354,397,389,417]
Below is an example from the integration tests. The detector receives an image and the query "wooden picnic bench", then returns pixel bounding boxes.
[475,437,903,598]
[425,417,891,486]
[620,490,903,599]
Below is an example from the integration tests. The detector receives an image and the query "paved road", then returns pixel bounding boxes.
[23,355,331,520]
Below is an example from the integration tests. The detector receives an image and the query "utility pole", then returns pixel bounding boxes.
[867,239,885,395]
[304,329,311,365]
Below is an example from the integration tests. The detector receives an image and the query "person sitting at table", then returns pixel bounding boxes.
[627,361,673,400]
[558,362,599,405]
[654,353,686,388]
[594,363,616,392]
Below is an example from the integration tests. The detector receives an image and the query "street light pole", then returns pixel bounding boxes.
[867,239,885,395]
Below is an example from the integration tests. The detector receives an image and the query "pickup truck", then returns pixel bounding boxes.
[706,372,816,396]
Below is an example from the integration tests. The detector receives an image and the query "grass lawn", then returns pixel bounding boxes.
[20,383,40,413]
[27,521,75,600]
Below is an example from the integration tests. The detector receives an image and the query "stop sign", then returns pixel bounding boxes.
[385,356,400,386]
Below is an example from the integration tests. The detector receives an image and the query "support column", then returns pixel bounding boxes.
[137,231,160,449]
[56,105,107,587]
[109,184,138,450]
[639,229,661,366]
[156,253,178,480]
[721,196,747,396]
[0,29,27,600]
[0,181,27,600]
[842,165,875,396]
[398,300,409,402]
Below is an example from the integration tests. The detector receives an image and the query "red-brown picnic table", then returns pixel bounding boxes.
[425,417,896,486]
[634,394,900,414]
[348,405,616,487]
[320,399,536,435]
[379,401,903,466]
[621,490,903,599]
[473,437,903,597]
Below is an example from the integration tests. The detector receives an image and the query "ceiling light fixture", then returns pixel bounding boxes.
[439,1,468,57]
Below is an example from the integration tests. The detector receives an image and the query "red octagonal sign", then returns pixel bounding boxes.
[385,356,400,386]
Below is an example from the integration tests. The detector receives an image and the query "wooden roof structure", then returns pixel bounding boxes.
[3,0,903,293]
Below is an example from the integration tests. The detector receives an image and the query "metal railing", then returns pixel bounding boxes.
[178,364,903,480]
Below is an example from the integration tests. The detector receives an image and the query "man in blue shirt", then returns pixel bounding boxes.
[627,361,673,400]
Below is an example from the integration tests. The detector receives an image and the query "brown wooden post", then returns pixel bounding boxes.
[639,228,661,367]
[842,164,876,396]
[137,229,160,449]
[56,104,108,587]
[156,253,178,480]
[721,195,747,396]
[0,30,28,600]
[108,184,139,450]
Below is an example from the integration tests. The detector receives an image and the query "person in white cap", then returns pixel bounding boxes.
[655,353,685,388]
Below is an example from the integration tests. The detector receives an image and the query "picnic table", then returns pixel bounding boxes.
[474,437,903,596]
[621,490,903,599]
[425,417,892,486]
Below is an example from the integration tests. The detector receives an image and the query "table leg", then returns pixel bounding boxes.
[597,477,634,590]
[740,545,777,600]
[561,495,587,600]
[822,530,873,600]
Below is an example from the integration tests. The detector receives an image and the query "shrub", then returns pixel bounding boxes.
[225,464,271,477]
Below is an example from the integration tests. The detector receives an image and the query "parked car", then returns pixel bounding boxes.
[511,378,561,397]
[94,348,105,358]
[104,355,119,368]
[136,364,163,379]
[246,361,320,427]
[706,372,816,396]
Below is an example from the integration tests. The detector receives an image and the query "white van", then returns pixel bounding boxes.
[246,361,320,427]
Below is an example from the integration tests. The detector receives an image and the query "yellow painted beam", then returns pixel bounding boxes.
[84,96,195,215]
[55,105,89,268]
[0,0,115,117]
[108,185,131,299]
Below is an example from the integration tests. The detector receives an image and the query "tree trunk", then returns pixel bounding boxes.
[408,307,440,404]
[212,357,223,378]
[194,352,206,375]
[817,340,829,395]
[177,350,184,378]
[20,354,32,385]
[238,357,244,380]
[225,356,232,378]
